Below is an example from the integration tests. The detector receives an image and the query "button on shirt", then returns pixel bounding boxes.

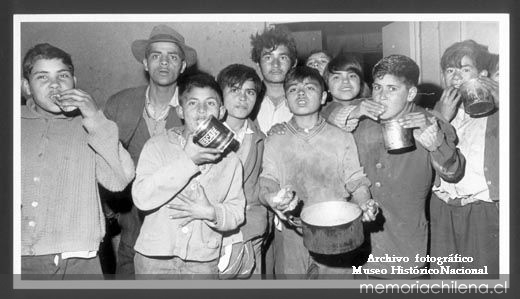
[256,95,293,134]
[433,108,490,205]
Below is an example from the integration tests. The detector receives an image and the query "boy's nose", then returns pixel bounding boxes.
[271,58,280,67]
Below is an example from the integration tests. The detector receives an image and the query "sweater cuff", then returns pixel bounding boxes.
[82,110,110,134]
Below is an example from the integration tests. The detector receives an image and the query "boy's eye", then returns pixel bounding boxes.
[151,54,160,60]
[186,100,197,106]
[59,73,71,79]
[35,75,48,81]
[246,90,257,97]
[207,100,218,106]
[330,74,340,81]
[372,85,381,91]
[280,55,289,61]
[287,87,297,93]
[169,54,178,61]
[445,68,455,74]
[348,73,359,79]
[230,87,240,94]
[306,85,316,91]
[389,87,397,92]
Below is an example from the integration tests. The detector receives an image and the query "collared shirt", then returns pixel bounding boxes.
[143,86,179,137]
[256,95,293,134]
[433,108,490,205]
[227,120,254,144]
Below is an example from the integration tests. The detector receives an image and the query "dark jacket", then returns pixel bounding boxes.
[103,85,183,247]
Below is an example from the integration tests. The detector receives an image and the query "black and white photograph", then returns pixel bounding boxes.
[11,13,510,293]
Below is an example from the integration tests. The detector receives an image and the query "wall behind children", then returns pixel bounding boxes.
[20,22,266,107]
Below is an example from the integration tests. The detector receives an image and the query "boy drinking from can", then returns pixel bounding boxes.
[131,72,246,278]
[259,66,377,278]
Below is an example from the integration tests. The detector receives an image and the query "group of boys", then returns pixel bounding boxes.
[21,24,500,280]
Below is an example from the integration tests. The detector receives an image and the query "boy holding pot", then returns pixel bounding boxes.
[131,72,245,278]
[259,66,377,278]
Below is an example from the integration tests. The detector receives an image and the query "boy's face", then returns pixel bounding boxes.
[22,58,76,115]
[257,45,294,84]
[223,79,258,120]
[442,55,484,89]
[143,41,187,87]
[177,87,225,133]
[327,71,361,101]
[372,74,416,120]
[285,77,327,116]
[306,52,330,76]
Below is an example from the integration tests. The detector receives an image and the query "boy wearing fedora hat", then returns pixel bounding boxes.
[103,24,197,277]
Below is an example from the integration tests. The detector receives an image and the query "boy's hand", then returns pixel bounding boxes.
[166,182,216,227]
[438,86,462,122]
[184,133,224,165]
[478,76,499,106]
[265,187,298,221]
[358,199,379,222]
[56,89,99,119]
[352,99,386,121]
[398,112,442,151]
[267,123,287,136]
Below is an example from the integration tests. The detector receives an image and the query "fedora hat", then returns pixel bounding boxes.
[131,25,197,67]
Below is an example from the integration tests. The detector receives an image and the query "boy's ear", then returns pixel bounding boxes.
[479,69,489,77]
[73,76,77,88]
[320,91,327,105]
[143,59,149,72]
[22,78,32,98]
[406,86,418,102]
[180,60,187,74]
[218,105,226,120]
[292,58,298,68]
[176,105,184,119]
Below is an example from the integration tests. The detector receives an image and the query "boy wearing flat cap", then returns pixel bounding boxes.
[103,24,198,277]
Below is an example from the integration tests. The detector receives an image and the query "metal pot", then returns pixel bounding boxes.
[300,201,364,255]
[380,119,414,151]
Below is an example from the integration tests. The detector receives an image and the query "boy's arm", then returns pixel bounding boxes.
[323,103,359,132]
[83,111,135,192]
[258,139,282,207]
[131,137,200,211]
[427,112,466,183]
[342,133,372,205]
[208,161,246,232]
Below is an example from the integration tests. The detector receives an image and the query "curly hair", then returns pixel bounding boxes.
[250,27,297,65]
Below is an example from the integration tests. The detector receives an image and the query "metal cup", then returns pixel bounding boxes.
[192,115,239,152]
[459,78,495,117]
[381,119,414,151]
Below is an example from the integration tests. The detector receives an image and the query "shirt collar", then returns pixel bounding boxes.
[225,120,253,144]
[144,85,179,121]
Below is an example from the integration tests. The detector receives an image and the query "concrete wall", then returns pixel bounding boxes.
[20,22,266,106]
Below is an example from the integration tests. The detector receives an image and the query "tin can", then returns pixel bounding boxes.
[381,119,414,151]
[192,115,239,151]
[459,78,495,117]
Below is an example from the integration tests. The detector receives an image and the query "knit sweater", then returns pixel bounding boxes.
[21,99,135,256]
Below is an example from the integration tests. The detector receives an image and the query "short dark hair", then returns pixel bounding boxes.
[284,66,325,93]
[324,53,364,83]
[23,43,74,80]
[216,64,263,99]
[250,27,297,65]
[178,72,223,105]
[440,39,490,72]
[372,54,420,87]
